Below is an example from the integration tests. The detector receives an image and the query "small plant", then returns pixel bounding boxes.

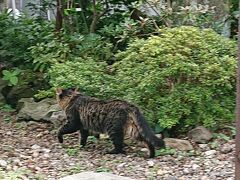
[2,69,21,86]
[209,140,220,149]
[178,150,200,157]
[66,148,78,156]
[147,174,155,180]
[61,164,86,177]
[14,122,26,129]
[0,167,34,180]
[155,147,177,156]
[69,164,84,174]
[34,89,55,100]
[0,104,15,112]
[88,136,98,143]
[224,125,236,138]
[3,115,12,123]
[212,133,231,142]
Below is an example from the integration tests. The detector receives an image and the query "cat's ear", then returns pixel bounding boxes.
[72,87,80,94]
[56,87,63,95]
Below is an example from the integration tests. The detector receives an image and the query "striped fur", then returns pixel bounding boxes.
[56,88,165,158]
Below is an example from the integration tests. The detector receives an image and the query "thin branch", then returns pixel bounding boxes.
[145,0,161,17]
[90,0,109,33]
[99,0,109,17]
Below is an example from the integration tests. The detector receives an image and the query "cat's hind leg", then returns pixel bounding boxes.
[106,111,126,154]
[107,129,125,154]
[79,128,89,147]
[143,140,155,158]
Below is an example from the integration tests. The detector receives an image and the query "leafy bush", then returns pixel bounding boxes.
[0,12,54,67]
[112,26,236,130]
[33,33,114,99]
[48,58,112,98]
[29,36,69,72]
[29,33,113,73]
[47,26,236,132]
[70,34,113,62]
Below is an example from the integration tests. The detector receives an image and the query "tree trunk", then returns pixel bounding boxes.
[90,0,98,33]
[55,0,63,32]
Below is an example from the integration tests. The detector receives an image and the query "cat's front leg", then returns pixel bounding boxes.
[57,115,80,143]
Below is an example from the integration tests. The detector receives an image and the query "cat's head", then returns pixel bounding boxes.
[56,87,79,98]
[56,87,80,109]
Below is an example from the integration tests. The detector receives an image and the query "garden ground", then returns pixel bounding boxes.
[0,110,235,180]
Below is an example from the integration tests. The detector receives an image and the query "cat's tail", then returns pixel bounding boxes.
[134,109,165,148]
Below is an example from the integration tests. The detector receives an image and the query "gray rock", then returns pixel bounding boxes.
[31,144,41,150]
[0,159,7,167]
[183,168,192,175]
[204,150,217,156]
[165,138,193,151]
[147,160,154,167]
[157,169,167,175]
[192,164,200,170]
[17,98,61,122]
[188,126,213,143]
[220,145,232,154]
[49,111,66,128]
[201,176,210,180]
[4,84,36,106]
[198,144,209,150]
[60,171,134,180]
[164,175,178,180]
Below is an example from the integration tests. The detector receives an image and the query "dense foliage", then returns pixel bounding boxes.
[49,59,111,98]
[0,13,54,67]
[49,26,237,131]
[113,27,236,130]
[0,0,238,133]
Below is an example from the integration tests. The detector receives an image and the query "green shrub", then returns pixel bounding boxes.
[29,36,70,72]
[33,33,114,99]
[29,33,113,73]
[112,26,236,130]
[48,26,236,132]
[48,58,113,98]
[0,12,54,67]
[71,33,113,62]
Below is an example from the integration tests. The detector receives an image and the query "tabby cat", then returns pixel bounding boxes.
[56,87,165,158]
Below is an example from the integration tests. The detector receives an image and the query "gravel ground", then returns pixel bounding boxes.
[0,112,235,180]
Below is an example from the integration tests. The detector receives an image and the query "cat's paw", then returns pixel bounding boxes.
[80,141,87,147]
[58,135,63,143]
[106,149,125,154]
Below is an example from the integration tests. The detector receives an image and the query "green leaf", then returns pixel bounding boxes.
[10,76,18,85]
[2,70,11,76]
[12,69,21,75]
[2,76,9,81]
